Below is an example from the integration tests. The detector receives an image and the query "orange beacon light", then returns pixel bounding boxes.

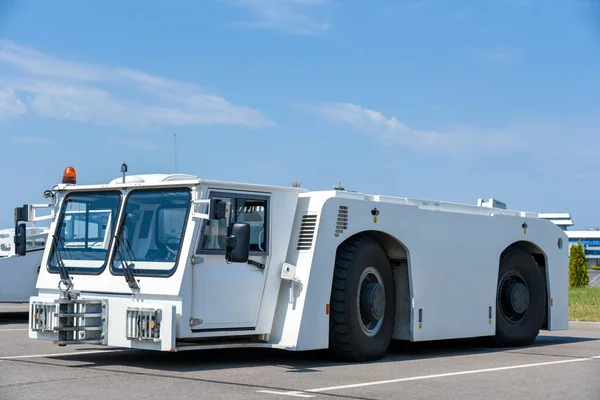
[62,166,77,184]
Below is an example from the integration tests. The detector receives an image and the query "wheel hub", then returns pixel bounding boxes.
[360,282,385,321]
[508,282,529,314]
[356,266,386,337]
[498,271,531,323]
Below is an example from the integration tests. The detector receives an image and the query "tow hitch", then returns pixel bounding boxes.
[31,279,109,346]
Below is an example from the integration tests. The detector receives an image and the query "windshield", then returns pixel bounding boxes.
[47,191,121,274]
[111,188,191,276]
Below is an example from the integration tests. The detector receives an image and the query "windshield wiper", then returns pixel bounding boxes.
[51,234,73,292]
[114,233,139,290]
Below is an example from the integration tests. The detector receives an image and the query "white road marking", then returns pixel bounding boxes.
[589,272,600,286]
[259,355,600,397]
[257,390,315,398]
[0,349,130,360]
[0,328,28,332]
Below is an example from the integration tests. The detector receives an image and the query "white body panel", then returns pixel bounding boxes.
[25,173,569,355]
[272,193,568,351]
[0,250,44,302]
[0,226,48,303]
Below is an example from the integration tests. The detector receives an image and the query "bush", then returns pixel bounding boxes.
[569,242,589,287]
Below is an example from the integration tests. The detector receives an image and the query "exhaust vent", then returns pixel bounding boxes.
[297,214,318,251]
[335,205,348,237]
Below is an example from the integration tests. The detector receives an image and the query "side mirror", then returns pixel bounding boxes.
[225,222,250,263]
[14,223,27,256]
[14,205,29,257]
[210,198,230,221]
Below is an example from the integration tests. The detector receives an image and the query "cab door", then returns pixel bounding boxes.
[190,190,270,333]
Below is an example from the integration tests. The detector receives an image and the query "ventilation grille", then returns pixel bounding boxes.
[126,307,162,342]
[335,205,348,237]
[297,214,318,250]
[31,302,56,332]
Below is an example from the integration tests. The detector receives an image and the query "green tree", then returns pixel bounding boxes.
[569,242,589,287]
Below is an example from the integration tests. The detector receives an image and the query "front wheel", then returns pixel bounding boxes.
[328,235,396,362]
[493,249,546,347]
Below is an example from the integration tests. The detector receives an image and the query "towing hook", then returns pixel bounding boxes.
[58,278,74,298]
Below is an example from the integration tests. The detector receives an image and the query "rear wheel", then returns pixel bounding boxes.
[329,235,395,361]
[493,249,546,347]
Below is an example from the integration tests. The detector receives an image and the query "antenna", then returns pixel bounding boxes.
[291,180,302,187]
[174,133,178,173]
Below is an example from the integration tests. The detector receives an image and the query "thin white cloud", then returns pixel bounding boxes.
[12,136,50,144]
[0,40,274,128]
[301,102,525,153]
[0,87,26,117]
[488,52,512,60]
[221,0,332,35]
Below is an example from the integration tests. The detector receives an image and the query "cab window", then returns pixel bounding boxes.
[198,193,268,255]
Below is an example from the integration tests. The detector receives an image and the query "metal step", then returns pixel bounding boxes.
[54,339,108,346]
[54,312,104,318]
[54,326,103,331]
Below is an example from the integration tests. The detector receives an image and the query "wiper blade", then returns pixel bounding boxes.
[51,234,73,291]
[114,233,139,290]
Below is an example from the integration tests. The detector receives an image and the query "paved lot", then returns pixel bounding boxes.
[0,303,28,313]
[0,311,599,400]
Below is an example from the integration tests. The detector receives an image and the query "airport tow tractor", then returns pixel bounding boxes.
[20,165,568,361]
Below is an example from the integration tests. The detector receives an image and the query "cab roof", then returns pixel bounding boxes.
[52,173,307,194]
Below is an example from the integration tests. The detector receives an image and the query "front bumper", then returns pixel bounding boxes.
[29,294,177,351]
[32,296,108,345]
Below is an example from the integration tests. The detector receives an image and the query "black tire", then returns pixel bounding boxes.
[328,235,395,362]
[493,248,546,347]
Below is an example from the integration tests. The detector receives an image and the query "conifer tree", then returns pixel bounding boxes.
[569,242,589,287]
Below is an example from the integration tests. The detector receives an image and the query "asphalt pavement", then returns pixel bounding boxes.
[0,311,598,400]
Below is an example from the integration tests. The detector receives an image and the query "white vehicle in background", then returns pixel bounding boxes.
[22,165,569,362]
[0,187,110,304]
[0,226,48,258]
[0,219,50,303]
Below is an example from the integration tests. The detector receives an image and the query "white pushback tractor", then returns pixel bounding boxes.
[17,165,569,361]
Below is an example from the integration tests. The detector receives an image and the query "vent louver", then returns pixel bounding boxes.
[297,214,318,250]
[335,205,348,237]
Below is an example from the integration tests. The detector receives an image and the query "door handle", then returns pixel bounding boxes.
[247,260,265,269]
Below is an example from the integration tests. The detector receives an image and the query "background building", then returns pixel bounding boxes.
[537,213,600,267]
[476,197,599,267]
[536,213,573,231]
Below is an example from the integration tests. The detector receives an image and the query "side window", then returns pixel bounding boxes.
[199,193,268,255]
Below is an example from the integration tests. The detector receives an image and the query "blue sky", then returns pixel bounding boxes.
[0,0,599,229]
